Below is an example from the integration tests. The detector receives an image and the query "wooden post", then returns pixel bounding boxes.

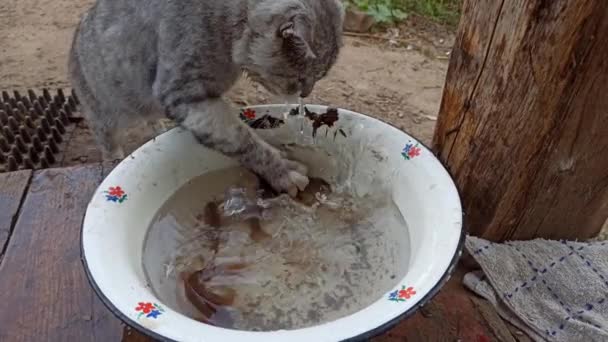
[432,0,608,241]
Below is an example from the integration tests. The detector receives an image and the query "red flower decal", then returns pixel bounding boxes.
[243,108,256,120]
[398,287,416,299]
[108,186,125,198]
[402,142,422,160]
[389,285,417,302]
[135,302,155,314]
[104,186,128,203]
[408,146,421,158]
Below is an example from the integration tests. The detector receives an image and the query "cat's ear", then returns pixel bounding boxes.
[278,19,316,64]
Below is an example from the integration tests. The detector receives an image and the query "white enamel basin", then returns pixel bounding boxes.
[81,105,464,342]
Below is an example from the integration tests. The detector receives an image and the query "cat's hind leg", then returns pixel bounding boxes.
[82,104,126,161]
[78,90,125,160]
[69,53,126,161]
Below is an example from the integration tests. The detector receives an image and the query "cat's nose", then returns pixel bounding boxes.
[300,82,314,98]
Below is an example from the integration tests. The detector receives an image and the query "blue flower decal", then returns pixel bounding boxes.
[146,310,162,319]
[401,142,422,160]
[136,302,165,320]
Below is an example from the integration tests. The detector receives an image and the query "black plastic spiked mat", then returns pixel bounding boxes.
[0,88,80,173]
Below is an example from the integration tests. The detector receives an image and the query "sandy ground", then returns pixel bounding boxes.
[0,0,451,160]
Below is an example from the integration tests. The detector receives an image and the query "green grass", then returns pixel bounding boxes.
[346,0,462,27]
[400,0,462,26]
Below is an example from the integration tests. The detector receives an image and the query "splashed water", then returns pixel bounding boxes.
[280,97,307,139]
[298,97,305,119]
[142,166,410,331]
[298,97,306,136]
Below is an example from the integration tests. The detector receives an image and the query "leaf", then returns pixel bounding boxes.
[392,8,408,20]
[377,4,392,18]
[353,0,369,11]
[349,0,409,25]
[368,4,392,23]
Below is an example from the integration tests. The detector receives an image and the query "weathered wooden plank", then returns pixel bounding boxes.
[123,326,157,341]
[0,170,32,259]
[0,165,105,341]
[433,0,608,240]
[91,297,125,342]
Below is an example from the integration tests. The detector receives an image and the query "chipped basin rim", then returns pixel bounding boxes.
[81,104,465,342]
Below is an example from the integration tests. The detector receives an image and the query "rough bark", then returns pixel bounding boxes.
[433,0,608,241]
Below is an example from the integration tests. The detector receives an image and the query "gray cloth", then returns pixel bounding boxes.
[463,236,608,342]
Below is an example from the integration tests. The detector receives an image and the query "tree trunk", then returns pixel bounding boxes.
[432,0,608,241]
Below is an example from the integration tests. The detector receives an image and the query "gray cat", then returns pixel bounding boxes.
[69,0,344,196]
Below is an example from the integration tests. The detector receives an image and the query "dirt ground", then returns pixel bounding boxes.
[0,0,453,163]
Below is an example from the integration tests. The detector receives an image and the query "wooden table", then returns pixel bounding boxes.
[0,164,530,342]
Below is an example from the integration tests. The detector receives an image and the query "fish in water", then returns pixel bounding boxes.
[182,263,247,325]
[185,176,332,323]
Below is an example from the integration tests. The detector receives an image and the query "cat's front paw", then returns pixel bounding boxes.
[261,157,310,198]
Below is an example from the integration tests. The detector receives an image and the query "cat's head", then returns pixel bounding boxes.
[235,0,344,100]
